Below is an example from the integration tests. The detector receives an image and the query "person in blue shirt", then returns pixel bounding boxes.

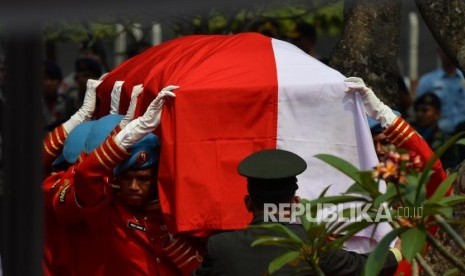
[416,47,465,134]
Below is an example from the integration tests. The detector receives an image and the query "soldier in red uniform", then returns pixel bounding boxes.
[42,79,143,275]
[73,85,204,276]
[345,77,450,276]
[49,84,145,276]
[42,78,102,276]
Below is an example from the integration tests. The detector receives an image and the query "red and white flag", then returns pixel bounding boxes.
[96,33,390,245]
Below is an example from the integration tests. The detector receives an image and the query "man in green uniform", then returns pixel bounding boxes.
[194,149,402,276]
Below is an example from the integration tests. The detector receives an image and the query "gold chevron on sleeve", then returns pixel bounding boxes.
[386,119,406,140]
[391,124,411,144]
[105,140,125,160]
[54,128,65,145]
[397,131,415,147]
[95,150,112,170]
[100,146,118,166]
[179,252,203,268]
[173,246,192,264]
[44,142,58,157]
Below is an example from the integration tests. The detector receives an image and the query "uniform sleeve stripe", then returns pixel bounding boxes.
[167,242,187,258]
[111,125,122,137]
[178,252,203,268]
[43,142,58,157]
[104,140,125,160]
[163,238,181,251]
[108,137,129,155]
[100,146,118,166]
[391,124,412,145]
[49,135,60,151]
[396,131,415,147]
[386,119,406,139]
[173,246,192,264]
[95,150,113,170]
[54,127,65,145]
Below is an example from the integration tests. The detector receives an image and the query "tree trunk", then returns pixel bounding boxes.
[415,0,465,73]
[328,0,401,106]
[416,1,465,272]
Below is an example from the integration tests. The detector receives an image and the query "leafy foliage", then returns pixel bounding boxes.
[251,133,465,275]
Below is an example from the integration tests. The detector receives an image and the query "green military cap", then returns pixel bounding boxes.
[238,149,307,179]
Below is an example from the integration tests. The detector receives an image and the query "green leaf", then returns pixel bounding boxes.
[364,228,405,276]
[439,195,465,207]
[373,184,397,207]
[268,250,301,274]
[443,268,460,276]
[423,205,453,218]
[298,198,318,231]
[400,227,427,261]
[251,236,300,249]
[330,220,374,248]
[417,132,465,199]
[404,174,426,206]
[318,185,332,198]
[314,154,363,184]
[307,195,368,205]
[422,205,453,218]
[248,223,304,244]
[456,135,465,146]
[427,173,457,203]
[359,171,379,195]
[345,182,370,195]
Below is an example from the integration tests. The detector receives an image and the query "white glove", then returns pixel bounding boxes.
[344,77,398,128]
[109,81,125,114]
[119,84,144,128]
[115,85,179,149]
[63,79,102,134]
[98,73,109,80]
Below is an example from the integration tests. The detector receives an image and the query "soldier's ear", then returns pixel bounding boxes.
[291,196,301,204]
[244,195,253,212]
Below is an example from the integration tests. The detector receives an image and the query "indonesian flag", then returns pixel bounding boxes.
[96,32,390,244]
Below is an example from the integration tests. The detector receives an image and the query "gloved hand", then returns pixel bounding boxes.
[63,79,102,134]
[344,77,398,128]
[119,84,144,128]
[98,73,109,80]
[115,85,179,149]
[110,81,125,114]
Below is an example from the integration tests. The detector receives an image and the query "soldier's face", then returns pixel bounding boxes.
[115,167,157,208]
[372,133,394,162]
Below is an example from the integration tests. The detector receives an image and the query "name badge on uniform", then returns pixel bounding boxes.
[58,180,71,203]
[127,221,147,232]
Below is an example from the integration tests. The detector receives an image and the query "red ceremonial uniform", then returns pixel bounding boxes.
[74,137,204,276]
[45,125,123,276]
[42,126,68,276]
[384,117,449,276]
[51,165,106,276]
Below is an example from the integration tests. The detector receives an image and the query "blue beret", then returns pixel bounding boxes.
[52,121,95,167]
[238,149,307,179]
[85,114,123,154]
[368,110,401,135]
[114,133,160,175]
